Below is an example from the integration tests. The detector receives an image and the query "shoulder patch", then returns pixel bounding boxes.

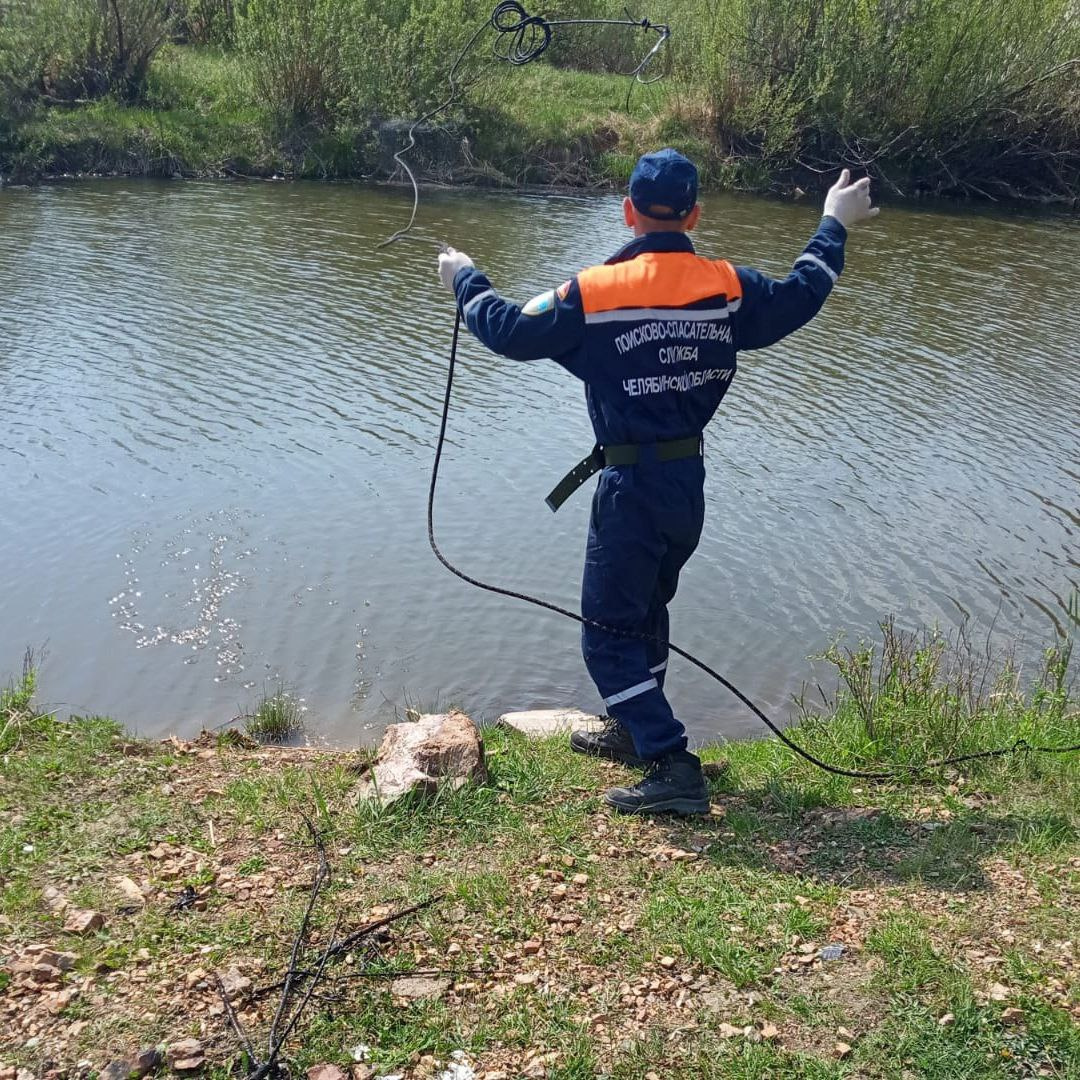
[522,289,555,316]
[556,279,572,301]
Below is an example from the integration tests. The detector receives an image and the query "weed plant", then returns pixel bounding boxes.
[242,681,305,743]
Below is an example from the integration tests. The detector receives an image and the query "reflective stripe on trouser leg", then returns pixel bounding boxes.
[604,677,658,709]
[580,468,688,761]
[603,681,685,762]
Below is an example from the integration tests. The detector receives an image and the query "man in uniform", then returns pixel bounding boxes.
[438,149,878,815]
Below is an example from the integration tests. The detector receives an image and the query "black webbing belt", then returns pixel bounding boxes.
[544,435,703,512]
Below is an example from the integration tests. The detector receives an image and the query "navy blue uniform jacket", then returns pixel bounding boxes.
[451,216,848,447]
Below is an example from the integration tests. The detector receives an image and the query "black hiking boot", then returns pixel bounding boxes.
[570,715,646,769]
[603,750,710,816]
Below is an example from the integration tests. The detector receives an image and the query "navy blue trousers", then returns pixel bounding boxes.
[580,458,705,761]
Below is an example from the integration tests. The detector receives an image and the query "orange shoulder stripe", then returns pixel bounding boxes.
[577,253,742,314]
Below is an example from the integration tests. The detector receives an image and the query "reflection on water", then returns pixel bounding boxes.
[0,180,1076,743]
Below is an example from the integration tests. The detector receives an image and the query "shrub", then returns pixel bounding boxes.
[173,0,242,46]
[1,0,172,106]
[681,0,1080,199]
[238,0,352,122]
[238,0,502,127]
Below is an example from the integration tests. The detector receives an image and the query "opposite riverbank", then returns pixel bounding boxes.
[3,0,1079,204]
[2,625,1079,1079]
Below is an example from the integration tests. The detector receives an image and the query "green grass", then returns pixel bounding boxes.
[241,682,305,743]
[3,0,1080,201]
[1,639,1079,1077]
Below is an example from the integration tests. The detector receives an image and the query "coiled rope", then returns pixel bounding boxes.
[379,1,669,249]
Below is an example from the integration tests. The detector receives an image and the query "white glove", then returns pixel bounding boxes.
[438,247,474,291]
[823,169,879,228]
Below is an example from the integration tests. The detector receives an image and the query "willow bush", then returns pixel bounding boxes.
[237,0,495,124]
[677,0,1080,199]
[0,0,171,104]
[236,0,350,122]
[173,0,244,45]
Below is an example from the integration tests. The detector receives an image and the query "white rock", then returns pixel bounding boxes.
[497,708,603,739]
[355,712,486,805]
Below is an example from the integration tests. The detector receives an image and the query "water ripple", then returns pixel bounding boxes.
[0,180,1075,742]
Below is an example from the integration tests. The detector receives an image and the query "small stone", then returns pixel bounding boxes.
[760,1022,780,1041]
[34,949,78,971]
[1001,1007,1024,1025]
[497,709,602,738]
[837,1026,855,1040]
[658,956,676,969]
[514,972,539,985]
[834,1042,852,1059]
[521,940,542,956]
[42,887,69,913]
[717,1023,742,1039]
[390,975,450,1000]
[63,910,105,934]
[167,1038,205,1072]
[989,982,1010,1001]
[217,966,253,1000]
[938,1012,955,1027]
[351,1068,375,1080]
[46,987,78,1014]
[354,711,486,805]
[131,1048,164,1077]
[307,1067,348,1080]
[29,962,63,984]
[571,874,589,886]
[100,1064,130,1080]
[114,876,147,906]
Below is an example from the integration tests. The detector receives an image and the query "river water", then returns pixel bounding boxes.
[1,181,1077,745]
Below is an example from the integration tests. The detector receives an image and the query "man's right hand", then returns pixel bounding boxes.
[823,169,879,228]
[438,247,474,292]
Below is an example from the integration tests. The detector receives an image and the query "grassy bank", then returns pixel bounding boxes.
[1,1,1078,202]
[2,624,1079,1078]
[0,48,668,186]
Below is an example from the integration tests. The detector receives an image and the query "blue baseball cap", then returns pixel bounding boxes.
[629,148,698,220]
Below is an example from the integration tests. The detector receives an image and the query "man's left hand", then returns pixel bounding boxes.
[438,247,474,291]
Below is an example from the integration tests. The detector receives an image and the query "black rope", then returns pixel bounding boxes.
[379,1,669,249]
[490,0,670,79]
[429,313,1080,781]
[383,3,1079,779]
